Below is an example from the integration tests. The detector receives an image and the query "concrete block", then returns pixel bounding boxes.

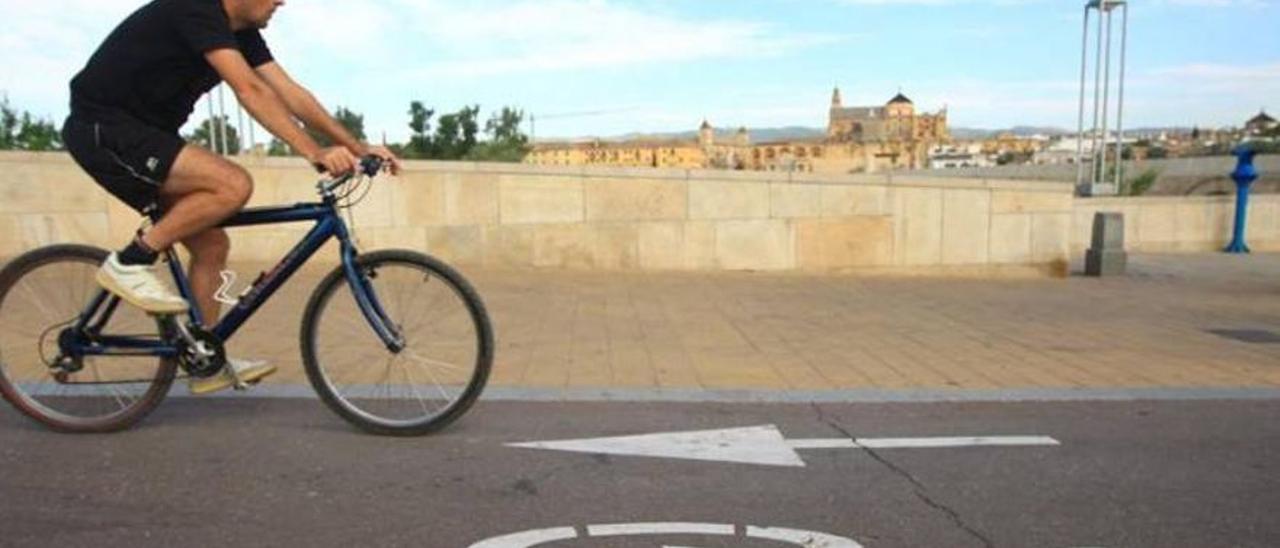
[18,213,111,249]
[1031,213,1071,262]
[683,222,717,270]
[594,223,640,269]
[1086,248,1127,276]
[990,213,1032,263]
[393,172,446,226]
[425,225,485,266]
[991,190,1072,214]
[533,224,594,268]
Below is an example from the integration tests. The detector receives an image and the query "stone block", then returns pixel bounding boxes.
[484,225,535,267]
[532,224,594,268]
[715,220,793,270]
[0,214,22,257]
[585,178,686,221]
[795,217,894,270]
[593,223,640,269]
[688,180,770,220]
[637,222,685,270]
[363,226,428,251]
[18,213,111,249]
[445,173,500,226]
[499,175,583,225]
[941,189,991,265]
[1174,202,1210,245]
[821,185,891,217]
[683,222,717,270]
[894,187,943,266]
[0,163,106,214]
[426,225,485,266]
[989,213,1032,263]
[769,183,823,219]
[392,172,446,226]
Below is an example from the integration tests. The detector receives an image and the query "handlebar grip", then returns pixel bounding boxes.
[360,155,383,177]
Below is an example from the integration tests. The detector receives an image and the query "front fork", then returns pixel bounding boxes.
[341,247,405,353]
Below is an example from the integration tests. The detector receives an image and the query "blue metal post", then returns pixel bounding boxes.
[1224,146,1258,254]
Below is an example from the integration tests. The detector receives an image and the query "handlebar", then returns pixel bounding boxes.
[316,155,385,195]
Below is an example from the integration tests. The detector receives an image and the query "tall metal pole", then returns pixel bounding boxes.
[1114,3,1128,190]
[1090,3,1105,185]
[236,102,246,156]
[216,84,229,156]
[205,93,218,154]
[1076,6,1091,186]
[1098,4,1113,188]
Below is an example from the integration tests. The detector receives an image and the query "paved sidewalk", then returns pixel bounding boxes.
[215,253,1280,396]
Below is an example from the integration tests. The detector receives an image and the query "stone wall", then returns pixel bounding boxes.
[0,151,1076,276]
[1072,194,1280,254]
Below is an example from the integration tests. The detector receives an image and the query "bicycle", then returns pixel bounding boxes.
[0,156,493,436]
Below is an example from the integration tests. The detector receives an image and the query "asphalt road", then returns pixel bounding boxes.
[2,398,1279,548]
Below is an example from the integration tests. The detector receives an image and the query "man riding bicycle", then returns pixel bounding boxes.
[61,0,400,395]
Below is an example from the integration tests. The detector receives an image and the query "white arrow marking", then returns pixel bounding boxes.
[508,425,1060,467]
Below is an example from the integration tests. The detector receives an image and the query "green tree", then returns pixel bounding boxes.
[0,98,19,150]
[190,115,241,154]
[268,138,292,156]
[16,114,61,151]
[1125,168,1159,197]
[0,97,62,151]
[431,105,480,160]
[466,107,530,162]
[404,101,435,159]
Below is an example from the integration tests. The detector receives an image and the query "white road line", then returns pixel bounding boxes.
[856,436,1061,449]
[747,525,864,547]
[588,522,735,537]
[467,526,577,547]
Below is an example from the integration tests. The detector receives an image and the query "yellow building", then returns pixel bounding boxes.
[525,88,949,174]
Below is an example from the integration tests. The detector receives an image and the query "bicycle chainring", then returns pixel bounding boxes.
[175,325,227,378]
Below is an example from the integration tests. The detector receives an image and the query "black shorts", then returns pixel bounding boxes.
[62,115,184,213]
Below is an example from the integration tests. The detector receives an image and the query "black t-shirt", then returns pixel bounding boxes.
[70,0,274,134]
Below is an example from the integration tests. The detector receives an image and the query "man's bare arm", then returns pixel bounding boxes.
[256,62,401,174]
[205,49,357,174]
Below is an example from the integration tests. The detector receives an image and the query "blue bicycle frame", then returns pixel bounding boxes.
[66,192,405,360]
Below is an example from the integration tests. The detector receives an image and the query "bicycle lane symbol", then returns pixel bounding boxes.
[469,522,863,547]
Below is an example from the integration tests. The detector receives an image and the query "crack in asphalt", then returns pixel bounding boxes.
[810,402,996,548]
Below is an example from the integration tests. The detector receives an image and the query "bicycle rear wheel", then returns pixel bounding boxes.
[0,245,176,433]
[301,250,493,436]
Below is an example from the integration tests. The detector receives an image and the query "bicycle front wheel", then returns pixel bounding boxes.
[301,250,493,436]
[0,245,176,433]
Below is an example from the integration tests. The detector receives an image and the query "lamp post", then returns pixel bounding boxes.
[1075,0,1129,196]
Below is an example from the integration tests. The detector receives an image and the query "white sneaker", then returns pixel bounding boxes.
[95,252,189,315]
[190,358,278,395]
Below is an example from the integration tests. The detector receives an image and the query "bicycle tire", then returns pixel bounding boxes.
[300,249,493,436]
[0,244,176,433]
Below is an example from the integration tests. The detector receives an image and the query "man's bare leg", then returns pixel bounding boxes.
[179,228,231,326]
[144,145,252,254]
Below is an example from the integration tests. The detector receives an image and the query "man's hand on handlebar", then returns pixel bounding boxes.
[364,145,402,176]
[309,146,361,177]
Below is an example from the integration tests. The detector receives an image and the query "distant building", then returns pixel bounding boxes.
[1245,110,1276,136]
[928,143,993,169]
[525,88,949,174]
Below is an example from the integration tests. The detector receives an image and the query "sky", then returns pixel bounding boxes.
[1,0,1277,145]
